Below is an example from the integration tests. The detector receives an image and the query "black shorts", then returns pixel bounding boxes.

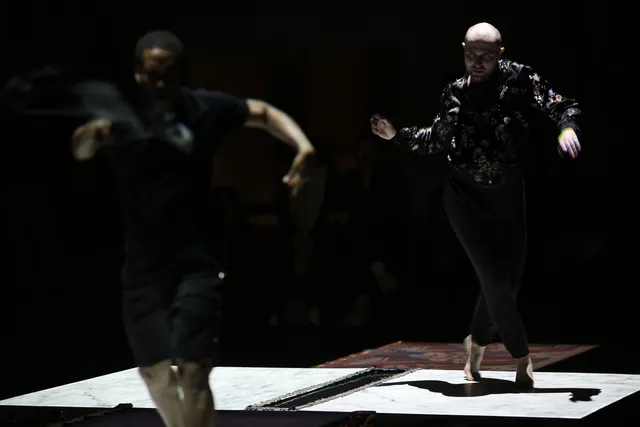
[121,250,223,367]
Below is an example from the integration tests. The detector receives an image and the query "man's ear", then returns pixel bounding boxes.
[461,42,466,49]
[499,46,505,56]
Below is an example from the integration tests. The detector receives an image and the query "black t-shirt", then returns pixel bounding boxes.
[102,88,249,279]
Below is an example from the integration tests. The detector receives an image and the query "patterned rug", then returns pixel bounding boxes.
[316,341,598,370]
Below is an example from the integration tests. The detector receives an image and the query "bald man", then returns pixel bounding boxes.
[371,22,582,389]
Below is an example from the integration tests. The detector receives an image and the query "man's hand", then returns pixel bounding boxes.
[283,148,316,197]
[557,128,581,159]
[71,118,113,161]
[370,114,396,140]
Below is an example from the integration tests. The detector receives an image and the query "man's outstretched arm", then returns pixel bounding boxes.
[244,99,314,153]
[515,65,582,159]
[244,99,316,195]
[371,84,460,155]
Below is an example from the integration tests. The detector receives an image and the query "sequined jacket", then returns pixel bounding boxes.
[392,59,581,185]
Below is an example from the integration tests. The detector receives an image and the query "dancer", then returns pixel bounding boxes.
[370,22,582,388]
[71,31,315,427]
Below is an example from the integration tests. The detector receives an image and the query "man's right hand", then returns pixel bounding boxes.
[71,118,113,161]
[370,114,396,140]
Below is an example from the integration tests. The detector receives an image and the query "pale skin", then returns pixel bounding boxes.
[71,47,315,427]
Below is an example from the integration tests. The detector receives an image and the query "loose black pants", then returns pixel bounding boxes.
[122,244,223,367]
[443,168,529,359]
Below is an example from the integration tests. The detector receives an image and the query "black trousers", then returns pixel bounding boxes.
[121,245,223,367]
[443,168,529,359]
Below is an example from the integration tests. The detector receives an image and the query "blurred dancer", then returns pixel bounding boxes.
[371,23,582,389]
[71,31,315,427]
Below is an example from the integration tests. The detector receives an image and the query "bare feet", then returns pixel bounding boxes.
[463,335,486,381]
[515,356,534,390]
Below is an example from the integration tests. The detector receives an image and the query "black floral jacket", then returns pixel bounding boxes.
[392,59,581,185]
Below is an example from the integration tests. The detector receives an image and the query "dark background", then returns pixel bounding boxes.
[0,5,636,401]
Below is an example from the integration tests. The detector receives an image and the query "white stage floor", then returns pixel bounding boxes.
[1,367,639,420]
[298,369,640,419]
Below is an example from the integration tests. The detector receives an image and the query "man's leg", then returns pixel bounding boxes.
[472,178,532,388]
[469,293,497,347]
[176,358,215,427]
[122,281,182,427]
[465,227,527,357]
[507,203,531,388]
[139,361,183,427]
[462,294,494,380]
[443,181,498,379]
[471,260,528,357]
[170,272,223,427]
[444,175,530,383]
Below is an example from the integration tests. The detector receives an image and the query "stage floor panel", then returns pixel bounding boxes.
[2,367,639,420]
[0,367,364,410]
[299,369,640,419]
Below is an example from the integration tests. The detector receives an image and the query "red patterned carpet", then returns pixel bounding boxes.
[316,341,598,370]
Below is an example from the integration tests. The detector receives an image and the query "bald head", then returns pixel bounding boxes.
[464,22,502,46]
[462,23,504,83]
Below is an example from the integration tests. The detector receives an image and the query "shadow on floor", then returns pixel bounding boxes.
[375,378,601,402]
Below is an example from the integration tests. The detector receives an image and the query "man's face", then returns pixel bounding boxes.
[134,47,181,103]
[463,41,503,83]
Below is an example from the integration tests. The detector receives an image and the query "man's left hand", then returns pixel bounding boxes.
[283,148,316,197]
[558,128,581,159]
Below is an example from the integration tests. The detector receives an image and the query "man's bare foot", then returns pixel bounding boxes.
[515,355,534,390]
[463,335,486,381]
